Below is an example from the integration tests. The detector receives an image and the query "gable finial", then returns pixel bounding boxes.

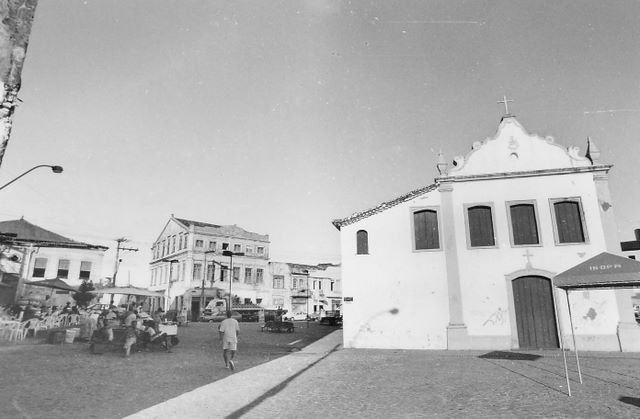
[497,95,515,118]
[585,136,600,164]
[436,150,448,175]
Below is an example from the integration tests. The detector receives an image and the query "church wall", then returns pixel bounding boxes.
[340,194,449,349]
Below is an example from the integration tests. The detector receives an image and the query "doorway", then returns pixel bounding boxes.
[512,276,559,349]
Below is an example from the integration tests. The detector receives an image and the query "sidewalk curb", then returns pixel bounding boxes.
[125,329,343,419]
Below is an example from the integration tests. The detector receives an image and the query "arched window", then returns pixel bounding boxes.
[356,230,369,255]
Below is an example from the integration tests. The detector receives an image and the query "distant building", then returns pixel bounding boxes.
[0,218,108,306]
[333,115,639,352]
[269,262,342,316]
[148,215,270,320]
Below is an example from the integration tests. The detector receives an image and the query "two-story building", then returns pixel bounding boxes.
[0,218,108,306]
[148,215,270,320]
[269,262,342,316]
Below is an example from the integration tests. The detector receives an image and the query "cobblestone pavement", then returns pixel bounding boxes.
[241,342,640,418]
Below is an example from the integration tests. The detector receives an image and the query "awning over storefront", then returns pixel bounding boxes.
[554,252,640,289]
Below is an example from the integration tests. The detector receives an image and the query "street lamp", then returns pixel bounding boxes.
[222,250,244,312]
[164,259,179,311]
[200,250,217,318]
[302,270,310,328]
[0,164,63,191]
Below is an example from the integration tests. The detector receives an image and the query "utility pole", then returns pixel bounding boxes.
[110,237,138,304]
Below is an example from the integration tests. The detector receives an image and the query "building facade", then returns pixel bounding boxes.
[333,116,640,352]
[0,218,108,306]
[148,216,271,319]
[270,262,342,316]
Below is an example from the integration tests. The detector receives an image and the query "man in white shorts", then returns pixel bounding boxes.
[218,311,240,370]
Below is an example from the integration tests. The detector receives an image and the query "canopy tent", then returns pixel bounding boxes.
[553,252,640,396]
[97,286,163,297]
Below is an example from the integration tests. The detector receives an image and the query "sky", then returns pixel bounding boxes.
[0,0,639,286]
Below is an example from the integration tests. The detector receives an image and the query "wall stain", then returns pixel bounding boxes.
[583,307,597,320]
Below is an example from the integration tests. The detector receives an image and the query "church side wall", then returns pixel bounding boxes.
[341,194,449,350]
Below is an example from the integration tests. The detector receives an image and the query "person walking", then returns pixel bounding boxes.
[218,311,239,370]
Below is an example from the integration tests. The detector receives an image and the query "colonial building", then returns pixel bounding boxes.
[148,216,270,319]
[333,114,639,352]
[270,262,342,316]
[0,218,108,306]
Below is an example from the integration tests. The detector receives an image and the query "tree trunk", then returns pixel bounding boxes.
[0,0,38,168]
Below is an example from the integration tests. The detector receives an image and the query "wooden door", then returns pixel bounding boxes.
[512,276,559,349]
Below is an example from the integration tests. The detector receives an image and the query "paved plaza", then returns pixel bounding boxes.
[131,330,640,419]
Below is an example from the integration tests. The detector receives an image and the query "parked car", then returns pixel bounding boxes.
[200,310,242,322]
[284,312,308,321]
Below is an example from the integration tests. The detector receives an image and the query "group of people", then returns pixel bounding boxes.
[97,305,169,357]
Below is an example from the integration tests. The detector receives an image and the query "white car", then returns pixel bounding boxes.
[284,312,307,321]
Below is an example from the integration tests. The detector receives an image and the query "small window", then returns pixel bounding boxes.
[413,209,440,250]
[273,275,284,289]
[467,205,495,247]
[509,203,540,245]
[245,246,253,254]
[330,281,334,291]
[57,259,70,279]
[256,298,262,304]
[195,239,203,248]
[244,298,252,304]
[222,243,229,250]
[257,247,264,254]
[209,241,216,250]
[233,244,242,252]
[32,257,47,278]
[552,199,587,244]
[79,261,92,280]
[356,230,369,254]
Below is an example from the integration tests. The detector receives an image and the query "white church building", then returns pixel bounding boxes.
[332,113,640,352]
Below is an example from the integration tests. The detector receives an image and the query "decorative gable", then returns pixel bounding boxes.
[440,117,592,178]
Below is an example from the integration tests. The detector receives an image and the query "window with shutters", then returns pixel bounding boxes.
[79,261,92,280]
[356,230,369,254]
[412,208,440,250]
[507,201,540,246]
[550,198,588,244]
[466,204,496,248]
[57,259,70,279]
[32,257,47,278]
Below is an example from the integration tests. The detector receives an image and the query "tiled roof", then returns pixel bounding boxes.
[0,218,108,250]
[332,183,439,230]
[174,217,269,242]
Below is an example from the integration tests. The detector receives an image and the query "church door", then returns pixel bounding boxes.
[512,276,559,349]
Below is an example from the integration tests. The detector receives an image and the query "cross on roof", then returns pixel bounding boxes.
[497,95,514,115]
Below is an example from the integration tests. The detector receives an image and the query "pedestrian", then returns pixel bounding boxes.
[218,311,239,370]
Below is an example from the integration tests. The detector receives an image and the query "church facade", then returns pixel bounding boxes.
[333,115,640,352]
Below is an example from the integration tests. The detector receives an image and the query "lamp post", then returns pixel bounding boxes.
[164,259,179,311]
[301,269,310,328]
[0,164,63,191]
[200,250,217,319]
[222,250,244,312]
